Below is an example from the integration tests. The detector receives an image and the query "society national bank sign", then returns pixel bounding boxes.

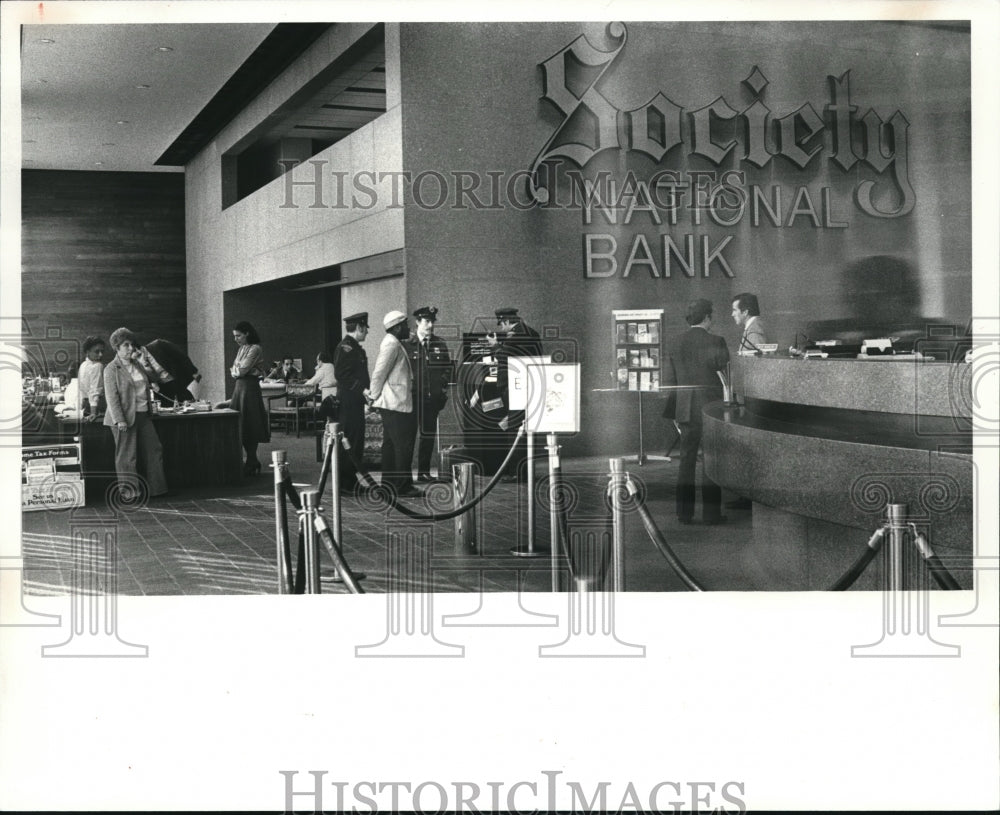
[528,23,915,279]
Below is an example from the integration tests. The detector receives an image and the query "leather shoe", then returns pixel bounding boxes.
[500,473,522,484]
[417,473,435,483]
[703,515,728,525]
[725,497,752,510]
[396,485,423,498]
[676,516,693,525]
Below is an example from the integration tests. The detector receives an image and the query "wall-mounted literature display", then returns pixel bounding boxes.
[612,308,663,392]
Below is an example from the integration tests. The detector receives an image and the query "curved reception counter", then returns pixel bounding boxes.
[702,357,973,590]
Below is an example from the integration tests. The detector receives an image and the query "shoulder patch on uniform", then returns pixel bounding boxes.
[341,346,352,352]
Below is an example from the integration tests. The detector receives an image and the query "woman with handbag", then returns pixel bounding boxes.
[103,327,168,498]
[230,320,270,476]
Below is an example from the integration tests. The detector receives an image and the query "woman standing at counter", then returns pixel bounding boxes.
[103,327,168,498]
[230,320,270,476]
[78,335,106,420]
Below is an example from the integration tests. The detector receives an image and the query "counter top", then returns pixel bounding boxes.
[732,355,971,418]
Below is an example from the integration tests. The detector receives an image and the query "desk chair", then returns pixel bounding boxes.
[268,384,319,438]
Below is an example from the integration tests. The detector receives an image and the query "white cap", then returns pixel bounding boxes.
[383,310,406,330]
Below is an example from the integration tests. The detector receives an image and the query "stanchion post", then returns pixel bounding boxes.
[301,489,321,594]
[272,450,292,594]
[608,457,627,592]
[526,431,535,551]
[329,422,343,550]
[636,391,646,465]
[546,432,564,592]
[511,430,546,558]
[886,503,907,593]
[453,461,477,555]
[326,422,348,584]
[851,501,960,657]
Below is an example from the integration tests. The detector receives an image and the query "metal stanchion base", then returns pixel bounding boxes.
[331,572,366,583]
[625,453,673,465]
[510,545,550,558]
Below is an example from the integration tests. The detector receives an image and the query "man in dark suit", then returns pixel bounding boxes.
[333,312,371,492]
[662,298,730,524]
[138,338,201,405]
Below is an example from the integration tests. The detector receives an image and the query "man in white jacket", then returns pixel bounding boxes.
[369,310,421,497]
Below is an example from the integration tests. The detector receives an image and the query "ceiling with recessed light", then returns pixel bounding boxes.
[21,23,275,172]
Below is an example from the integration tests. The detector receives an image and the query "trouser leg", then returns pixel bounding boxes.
[379,410,401,491]
[338,400,365,487]
[381,409,417,491]
[111,422,139,487]
[134,412,167,496]
[416,402,439,474]
[676,421,699,520]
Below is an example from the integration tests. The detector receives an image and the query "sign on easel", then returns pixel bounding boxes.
[509,358,581,433]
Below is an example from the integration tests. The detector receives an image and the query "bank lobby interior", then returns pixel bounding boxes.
[13,18,982,600]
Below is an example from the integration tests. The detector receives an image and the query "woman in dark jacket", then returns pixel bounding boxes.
[230,320,270,475]
[103,327,168,498]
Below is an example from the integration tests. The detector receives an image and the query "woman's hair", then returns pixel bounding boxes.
[316,351,331,364]
[82,335,106,354]
[108,327,137,349]
[233,321,261,344]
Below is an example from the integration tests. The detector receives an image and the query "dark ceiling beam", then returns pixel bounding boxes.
[155,23,333,167]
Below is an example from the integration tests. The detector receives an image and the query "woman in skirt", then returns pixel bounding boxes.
[230,320,270,475]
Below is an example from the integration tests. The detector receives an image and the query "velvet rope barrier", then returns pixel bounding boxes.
[828,527,886,591]
[624,473,706,591]
[340,425,527,522]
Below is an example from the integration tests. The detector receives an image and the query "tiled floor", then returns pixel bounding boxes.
[21,431,773,595]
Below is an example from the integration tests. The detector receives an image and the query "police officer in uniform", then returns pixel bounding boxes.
[406,306,453,482]
[333,312,371,491]
[486,307,543,482]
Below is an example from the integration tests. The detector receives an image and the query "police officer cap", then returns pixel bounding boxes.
[495,307,519,320]
[383,310,407,330]
[344,312,369,326]
[412,306,438,321]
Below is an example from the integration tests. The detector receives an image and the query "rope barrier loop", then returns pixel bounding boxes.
[623,475,706,591]
[340,424,528,522]
[909,525,962,590]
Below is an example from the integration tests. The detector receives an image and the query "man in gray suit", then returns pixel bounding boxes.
[662,299,730,524]
[369,310,420,497]
[731,292,768,355]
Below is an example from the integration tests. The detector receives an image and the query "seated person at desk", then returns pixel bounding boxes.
[266,357,300,382]
[303,352,337,389]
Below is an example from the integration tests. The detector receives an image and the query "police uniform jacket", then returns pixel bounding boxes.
[333,335,369,401]
[406,333,452,408]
